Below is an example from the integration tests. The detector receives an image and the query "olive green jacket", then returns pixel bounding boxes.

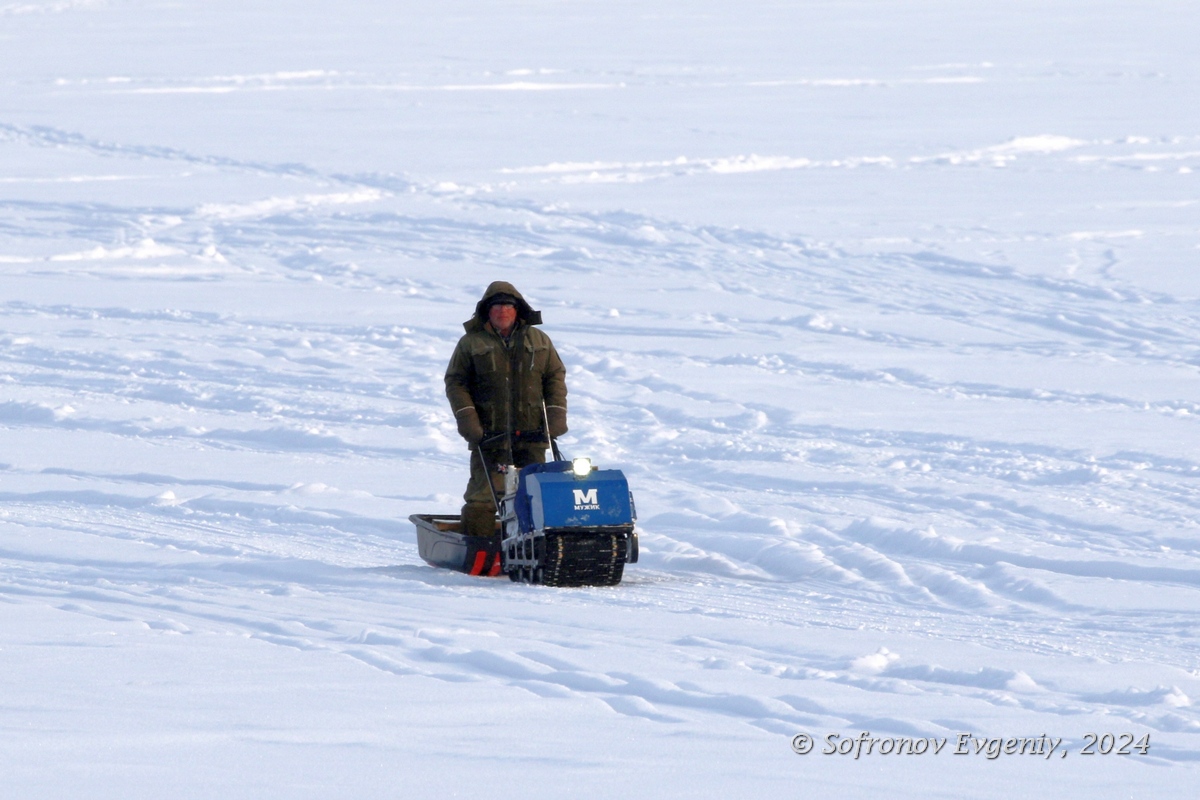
[444,282,567,440]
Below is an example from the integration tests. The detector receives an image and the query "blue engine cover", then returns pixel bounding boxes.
[516,462,634,531]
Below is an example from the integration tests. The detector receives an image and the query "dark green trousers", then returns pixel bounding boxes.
[461,444,547,537]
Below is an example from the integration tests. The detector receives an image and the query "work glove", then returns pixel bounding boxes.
[455,407,484,446]
[546,405,568,438]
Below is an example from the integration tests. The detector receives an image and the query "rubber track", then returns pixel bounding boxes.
[540,532,625,587]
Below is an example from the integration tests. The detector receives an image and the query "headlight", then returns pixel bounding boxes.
[571,457,593,478]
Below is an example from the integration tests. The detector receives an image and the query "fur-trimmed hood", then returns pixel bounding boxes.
[463,281,543,332]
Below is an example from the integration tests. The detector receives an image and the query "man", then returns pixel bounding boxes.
[444,282,568,537]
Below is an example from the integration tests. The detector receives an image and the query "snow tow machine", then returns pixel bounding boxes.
[410,430,638,586]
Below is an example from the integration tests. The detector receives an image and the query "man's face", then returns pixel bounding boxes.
[488,302,517,333]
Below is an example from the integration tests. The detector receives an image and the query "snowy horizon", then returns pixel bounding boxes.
[1,1,1198,796]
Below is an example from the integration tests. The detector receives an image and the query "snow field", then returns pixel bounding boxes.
[2,1,1199,797]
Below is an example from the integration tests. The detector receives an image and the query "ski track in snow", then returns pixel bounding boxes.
[2,2,1200,794]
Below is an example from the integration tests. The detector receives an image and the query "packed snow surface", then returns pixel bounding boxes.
[2,1,1199,797]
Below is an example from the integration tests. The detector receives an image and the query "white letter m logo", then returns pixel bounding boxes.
[573,488,598,508]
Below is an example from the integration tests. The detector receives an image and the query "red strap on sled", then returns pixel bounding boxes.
[487,553,503,577]
[468,550,488,576]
